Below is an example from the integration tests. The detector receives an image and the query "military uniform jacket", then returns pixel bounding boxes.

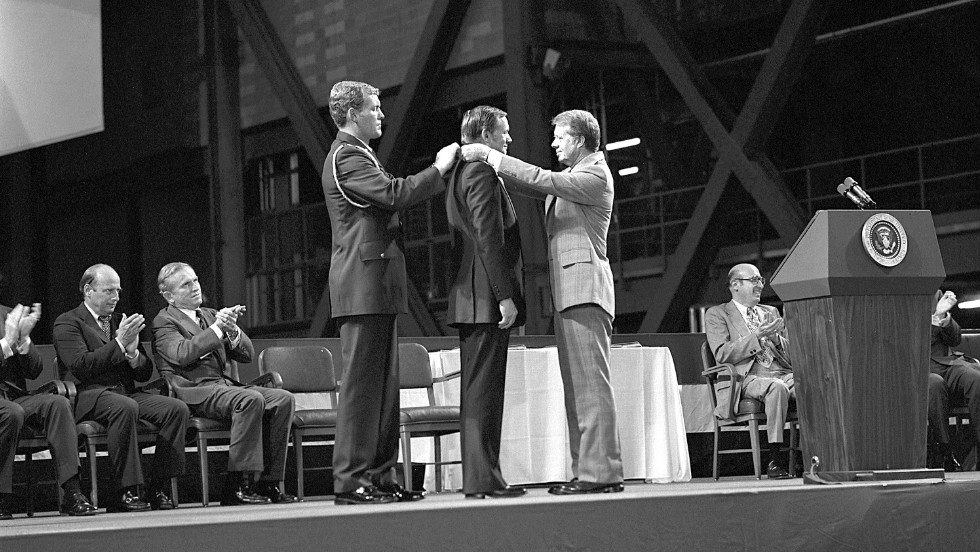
[320,131,445,317]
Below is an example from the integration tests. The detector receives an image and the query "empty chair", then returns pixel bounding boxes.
[397,342,461,492]
[257,346,338,500]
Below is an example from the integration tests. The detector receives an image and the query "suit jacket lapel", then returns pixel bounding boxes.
[725,301,750,339]
[77,303,109,344]
[170,305,204,336]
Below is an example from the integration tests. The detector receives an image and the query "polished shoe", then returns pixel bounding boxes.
[148,489,176,510]
[767,461,792,480]
[60,491,98,516]
[220,484,272,506]
[375,481,425,502]
[255,481,300,504]
[106,489,152,513]
[548,480,624,495]
[334,485,396,505]
[465,486,527,499]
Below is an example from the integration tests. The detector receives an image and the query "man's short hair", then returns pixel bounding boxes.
[460,105,506,145]
[79,263,111,294]
[328,81,380,128]
[157,262,191,294]
[551,109,600,152]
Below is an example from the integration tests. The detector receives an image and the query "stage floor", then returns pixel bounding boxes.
[3,473,980,551]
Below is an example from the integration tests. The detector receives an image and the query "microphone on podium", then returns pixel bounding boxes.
[836,177,877,209]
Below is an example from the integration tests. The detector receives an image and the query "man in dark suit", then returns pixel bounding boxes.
[926,289,980,470]
[151,262,296,506]
[446,106,526,500]
[704,263,794,479]
[321,80,458,505]
[461,110,624,495]
[1,303,96,518]
[54,264,189,511]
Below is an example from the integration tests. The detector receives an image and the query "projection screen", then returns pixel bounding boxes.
[0,0,103,157]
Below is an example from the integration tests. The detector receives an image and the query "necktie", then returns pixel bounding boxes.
[196,310,208,330]
[98,315,112,341]
[746,307,775,367]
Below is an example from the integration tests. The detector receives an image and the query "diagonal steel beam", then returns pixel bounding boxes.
[225,0,335,170]
[611,0,808,239]
[632,0,829,331]
[376,0,472,174]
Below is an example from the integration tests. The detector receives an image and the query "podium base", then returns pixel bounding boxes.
[803,468,945,485]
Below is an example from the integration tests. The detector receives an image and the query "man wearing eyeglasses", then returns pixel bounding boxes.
[705,263,795,479]
[54,264,190,511]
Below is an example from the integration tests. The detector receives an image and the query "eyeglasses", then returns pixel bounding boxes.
[733,276,766,286]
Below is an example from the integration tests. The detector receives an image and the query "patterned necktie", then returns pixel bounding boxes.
[97,315,112,341]
[746,307,775,367]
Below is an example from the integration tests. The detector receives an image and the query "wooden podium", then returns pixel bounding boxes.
[770,210,946,476]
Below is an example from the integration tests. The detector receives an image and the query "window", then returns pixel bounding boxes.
[245,150,330,330]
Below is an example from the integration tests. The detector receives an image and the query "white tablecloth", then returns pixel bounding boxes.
[412,345,691,490]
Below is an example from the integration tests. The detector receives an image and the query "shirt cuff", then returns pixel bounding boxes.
[0,338,12,360]
[210,324,225,340]
[931,312,950,327]
[16,337,31,355]
[486,149,504,171]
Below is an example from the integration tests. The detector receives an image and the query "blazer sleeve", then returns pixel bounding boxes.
[498,154,613,207]
[460,162,513,301]
[936,316,962,348]
[335,146,444,211]
[0,342,43,382]
[53,314,128,382]
[227,330,254,364]
[704,306,763,366]
[151,311,226,373]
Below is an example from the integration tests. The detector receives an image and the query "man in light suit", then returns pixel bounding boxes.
[152,262,296,506]
[447,106,526,499]
[54,264,190,511]
[926,289,980,471]
[461,109,624,494]
[1,303,96,518]
[321,80,458,505]
[704,263,794,479]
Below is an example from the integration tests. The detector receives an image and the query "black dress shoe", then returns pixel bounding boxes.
[106,489,151,513]
[149,489,176,510]
[767,461,792,480]
[465,486,527,499]
[60,491,98,516]
[255,481,300,504]
[220,484,272,506]
[334,485,396,505]
[548,480,624,495]
[374,481,425,502]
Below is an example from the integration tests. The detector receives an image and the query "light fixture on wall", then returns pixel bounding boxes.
[606,137,640,151]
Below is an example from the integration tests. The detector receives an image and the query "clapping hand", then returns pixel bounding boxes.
[3,304,25,344]
[215,305,246,334]
[936,290,957,317]
[18,303,42,340]
[115,313,145,352]
[757,314,785,339]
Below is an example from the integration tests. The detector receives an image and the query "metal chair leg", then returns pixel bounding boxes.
[749,420,762,480]
[400,430,413,491]
[294,431,305,501]
[198,435,210,506]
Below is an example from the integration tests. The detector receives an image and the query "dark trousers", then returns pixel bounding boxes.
[79,391,189,489]
[929,361,980,444]
[194,384,294,480]
[332,314,400,493]
[1,394,78,493]
[458,323,510,494]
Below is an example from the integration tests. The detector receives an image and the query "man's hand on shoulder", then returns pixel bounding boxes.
[460,143,491,163]
[433,142,461,175]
